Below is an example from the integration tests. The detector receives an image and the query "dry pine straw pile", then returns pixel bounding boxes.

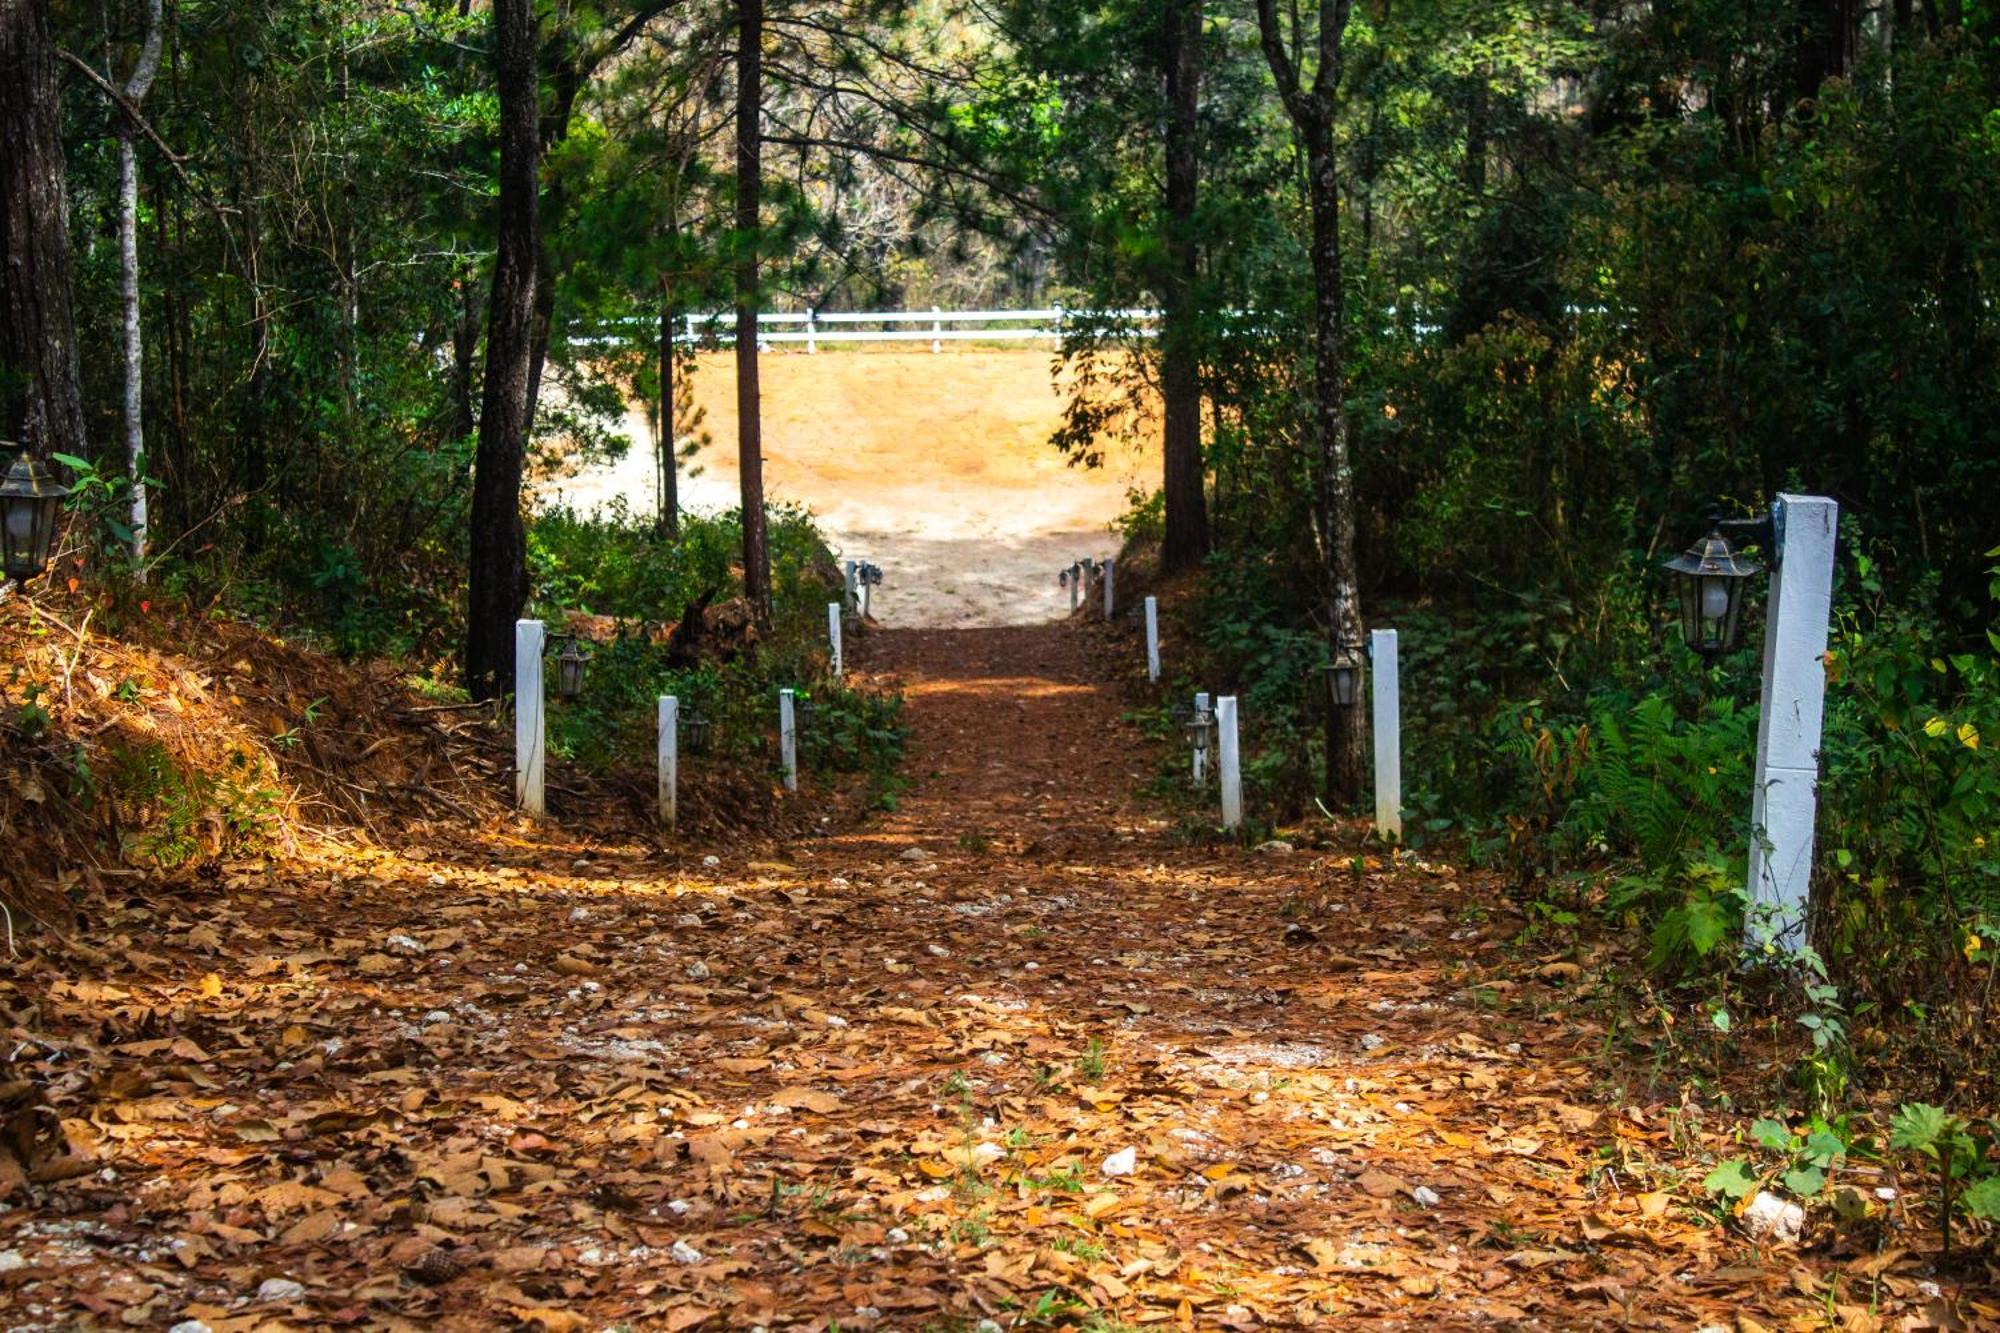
[0,592,842,913]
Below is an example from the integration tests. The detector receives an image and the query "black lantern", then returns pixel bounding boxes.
[1,451,69,587]
[1176,703,1214,754]
[551,635,590,699]
[1664,527,1763,657]
[682,710,713,754]
[796,694,817,731]
[1324,642,1365,709]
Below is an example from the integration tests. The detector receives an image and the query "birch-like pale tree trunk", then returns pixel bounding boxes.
[117,0,164,571]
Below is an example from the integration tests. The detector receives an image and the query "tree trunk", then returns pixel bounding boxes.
[1158,0,1208,574]
[1793,0,1860,102]
[1253,0,1365,805]
[117,0,164,570]
[1302,110,1367,805]
[658,268,679,537]
[465,0,540,701]
[0,0,88,461]
[735,0,771,625]
[450,261,482,443]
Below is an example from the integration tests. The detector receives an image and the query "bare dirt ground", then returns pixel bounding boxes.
[6,623,1981,1330]
[550,349,1156,628]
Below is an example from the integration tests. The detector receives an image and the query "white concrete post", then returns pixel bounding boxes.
[806,308,818,355]
[1217,695,1242,830]
[1747,494,1839,955]
[658,695,679,828]
[1193,691,1210,786]
[845,560,859,613]
[779,688,799,792]
[932,304,942,354]
[1069,564,1080,613]
[1145,596,1160,681]
[828,602,844,681]
[1103,557,1116,619]
[1371,629,1402,841]
[514,619,545,816]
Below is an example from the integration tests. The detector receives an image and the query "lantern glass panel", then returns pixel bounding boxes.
[1665,528,1762,656]
[1325,647,1364,708]
[1,456,68,585]
[553,640,588,698]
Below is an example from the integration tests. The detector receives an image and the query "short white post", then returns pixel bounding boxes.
[1144,596,1160,681]
[514,619,546,816]
[1069,564,1080,612]
[1102,557,1116,619]
[779,688,799,792]
[1193,690,1210,786]
[1217,695,1242,831]
[658,695,679,828]
[845,560,859,613]
[806,307,818,355]
[1370,629,1402,840]
[828,602,844,681]
[931,304,942,354]
[1747,494,1839,955]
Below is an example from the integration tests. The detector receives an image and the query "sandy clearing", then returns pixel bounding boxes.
[548,348,1159,627]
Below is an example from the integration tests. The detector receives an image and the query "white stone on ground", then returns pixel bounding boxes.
[1740,1190,1806,1244]
[1101,1147,1137,1177]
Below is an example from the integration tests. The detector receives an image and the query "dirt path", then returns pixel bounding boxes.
[3,627,1928,1330]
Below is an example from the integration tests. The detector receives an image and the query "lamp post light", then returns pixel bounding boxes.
[1174,701,1215,783]
[1323,641,1365,710]
[1663,521,1764,657]
[1666,496,1839,957]
[682,710,713,755]
[1,450,70,588]
[796,693,817,732]
[551,634,591,699]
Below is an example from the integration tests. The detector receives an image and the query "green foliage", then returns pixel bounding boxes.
[529,505,905,786]
[103,740,280,868]
[1889,1103,2000,1252]
[530,501,836,643]
[1703,1115,1853,1205]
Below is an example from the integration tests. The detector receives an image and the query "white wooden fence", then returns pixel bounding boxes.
[672,307,1159,351]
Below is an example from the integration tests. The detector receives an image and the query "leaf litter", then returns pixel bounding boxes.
[2,622,1993,1329]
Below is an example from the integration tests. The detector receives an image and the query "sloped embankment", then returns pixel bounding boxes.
[0,594,808,931]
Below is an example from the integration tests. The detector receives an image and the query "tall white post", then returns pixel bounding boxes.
[1069,564,1080,612]
[1370,629,1402,841]
[931,304,942,354]
[658,695,679,828]
[1144,596,1160,681]
[1217,695,1242,831]
[1747,494,1839,955]
[828,602,844,681]
[1102,557,1116,619]
[1193,691,1210,786]
[845,560,859,613]
[779,688,799,792]
[806,308,818,355]
[514,619,545,816]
